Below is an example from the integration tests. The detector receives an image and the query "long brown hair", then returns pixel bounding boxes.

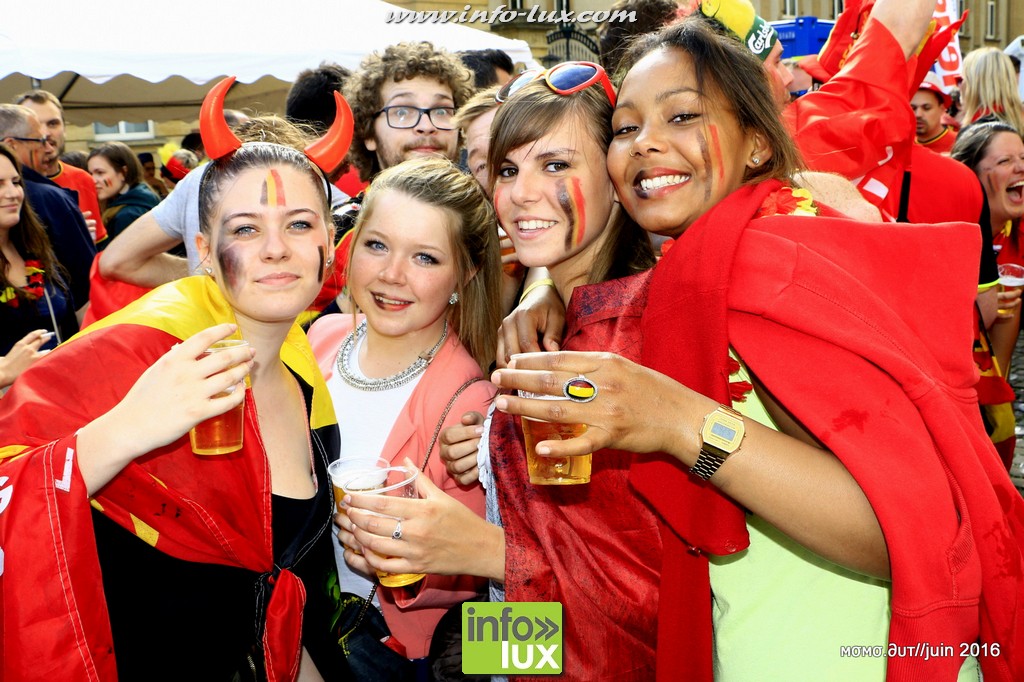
[0,143,68,302]
[487,80,655,284]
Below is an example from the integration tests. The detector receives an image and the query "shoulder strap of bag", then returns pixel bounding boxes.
[421,376,485,472]
[355,376,485,625]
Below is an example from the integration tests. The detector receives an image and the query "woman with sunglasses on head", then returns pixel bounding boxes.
[343,62,662,681]
[0,79,358,680]
[490,18,1024,682]
[307,156,500,675]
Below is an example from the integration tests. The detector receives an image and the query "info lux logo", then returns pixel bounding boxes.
[462,603,563,674]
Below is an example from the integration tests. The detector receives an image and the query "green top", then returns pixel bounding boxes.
[708,352,979,681]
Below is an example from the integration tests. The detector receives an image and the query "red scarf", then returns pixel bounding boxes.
[634,179,784,680]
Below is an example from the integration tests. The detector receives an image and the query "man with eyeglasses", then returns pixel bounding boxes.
[0,104,94,321]
[299,41,475,319]
[15,90,107,246]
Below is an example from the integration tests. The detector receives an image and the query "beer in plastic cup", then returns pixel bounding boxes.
[519,391,592,485]
[341,465,425,588]
[189,339,249,455]
[328,457,390,513]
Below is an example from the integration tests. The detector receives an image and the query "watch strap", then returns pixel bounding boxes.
[690,448,726,481]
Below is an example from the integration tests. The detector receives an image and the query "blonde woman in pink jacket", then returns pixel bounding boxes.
[307,156,501,671]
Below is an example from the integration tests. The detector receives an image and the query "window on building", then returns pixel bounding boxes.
[92,121,155,142]
[986,0,997,40]
[833,0,844,18]
[784,0,799,17]
[961,0,972,38]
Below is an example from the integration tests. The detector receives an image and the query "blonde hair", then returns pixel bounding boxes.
[961,47,1024,132]
[347,157,500,372]
[452,85,501,136]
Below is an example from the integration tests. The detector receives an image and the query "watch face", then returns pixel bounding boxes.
[710,421,737,441]
[701,409,745,452]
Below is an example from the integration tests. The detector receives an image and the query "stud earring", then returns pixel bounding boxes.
[203,266,213,275]
[449,292,459,305]
[751,156,760,166]
[326,257,334,267]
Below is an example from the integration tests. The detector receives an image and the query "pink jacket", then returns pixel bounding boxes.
[307,314,494,659]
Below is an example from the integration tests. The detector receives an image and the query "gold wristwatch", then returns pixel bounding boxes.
[690,405,745,481]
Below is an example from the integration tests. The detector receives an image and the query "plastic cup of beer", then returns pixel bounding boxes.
[189,339,249,455]
[518,391,592,485]
[998,263,1024,314]
[328,456,390,513]
[341,465,425,588]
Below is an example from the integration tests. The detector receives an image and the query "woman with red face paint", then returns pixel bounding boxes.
[0,79,359,680]
[488,18,1024,682]
[306,156,500,674]
[952,121,1024,382]
[87,141,160,247]
[343,71,661,680]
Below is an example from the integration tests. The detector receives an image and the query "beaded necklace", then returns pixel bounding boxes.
[0,259,45,308]
[335,319,448,392]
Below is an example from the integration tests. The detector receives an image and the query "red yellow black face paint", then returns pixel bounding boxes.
[259,169,286,207]
[216,242,243,294]
[697,129,712,202]
[102,178,112,188]
[317,245,326,284]
[557,178,587,251]
[709,124,725,185]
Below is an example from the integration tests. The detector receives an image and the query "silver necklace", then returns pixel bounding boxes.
[335,319,448,392]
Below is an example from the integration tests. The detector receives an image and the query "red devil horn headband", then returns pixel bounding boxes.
[199,76,354,172]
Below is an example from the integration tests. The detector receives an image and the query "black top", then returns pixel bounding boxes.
[93,376,351,681]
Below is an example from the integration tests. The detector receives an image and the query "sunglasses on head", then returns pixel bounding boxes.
[496,61,616,106]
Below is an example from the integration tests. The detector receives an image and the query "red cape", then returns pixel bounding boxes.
[637,180,1024,681]
[0,276,338,681]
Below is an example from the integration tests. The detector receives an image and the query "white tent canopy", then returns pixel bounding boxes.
[0,0,537,125]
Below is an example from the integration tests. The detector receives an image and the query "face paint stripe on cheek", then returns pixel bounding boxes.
[217,242,243,294]
[709,125,724,186]
[556,179,575,251]
[697,130,713,202]
[318,245,326,284]
[570,177,587,248]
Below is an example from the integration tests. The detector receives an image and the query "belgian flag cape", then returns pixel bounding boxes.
[0,275,337,681]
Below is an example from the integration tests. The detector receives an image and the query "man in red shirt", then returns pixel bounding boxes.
[912,71,958,154]
[15,89,107,244]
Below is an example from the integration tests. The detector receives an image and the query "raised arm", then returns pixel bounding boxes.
[99,212,189,287]
[870,0,940,60]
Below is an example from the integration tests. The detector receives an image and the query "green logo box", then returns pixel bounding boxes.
[462,602,563,675]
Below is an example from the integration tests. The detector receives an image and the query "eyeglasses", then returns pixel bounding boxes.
[496,61,616,107]
[6,136,49,146]
[374,106,456,130]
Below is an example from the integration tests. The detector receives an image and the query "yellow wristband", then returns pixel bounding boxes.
[519,278,555,305]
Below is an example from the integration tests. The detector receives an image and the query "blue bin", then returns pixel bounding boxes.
[771,16,835,59]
